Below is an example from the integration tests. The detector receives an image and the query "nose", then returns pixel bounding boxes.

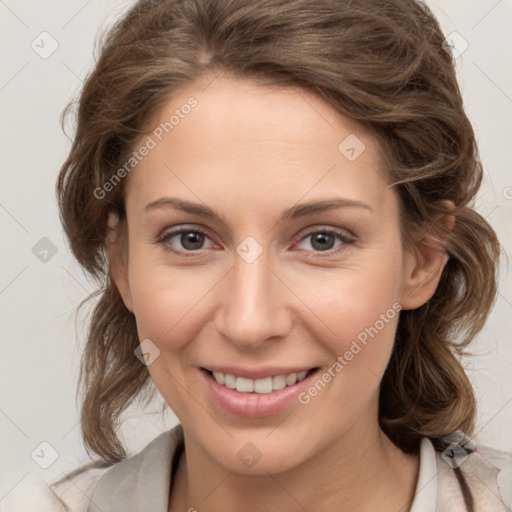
[214,248,292,350]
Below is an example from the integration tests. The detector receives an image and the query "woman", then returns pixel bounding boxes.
[13,0,512,510]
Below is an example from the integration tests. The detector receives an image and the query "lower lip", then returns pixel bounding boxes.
[201,368,319,418]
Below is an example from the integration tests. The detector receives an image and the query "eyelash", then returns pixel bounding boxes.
[156,226,355,258]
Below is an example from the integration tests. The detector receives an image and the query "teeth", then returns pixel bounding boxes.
[224,374,236,389]
[254,377,273,394]
[236,377,254,393]
[211,369,311,394]
[272,375,287,390]
[212,371,224,385]
[286,373,297,386]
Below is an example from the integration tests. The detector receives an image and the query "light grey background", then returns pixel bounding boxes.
[1,0,511,504]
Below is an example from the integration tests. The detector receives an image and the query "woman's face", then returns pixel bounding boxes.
[113,74,432,474]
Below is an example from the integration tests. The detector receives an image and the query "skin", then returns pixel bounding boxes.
[108,72,453,512]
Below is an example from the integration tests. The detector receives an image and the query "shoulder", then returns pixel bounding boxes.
[429,431,512,511]
[1,467,108,512]
[2,426,184,512]
[475,443,512,506]
[87,425,184,511]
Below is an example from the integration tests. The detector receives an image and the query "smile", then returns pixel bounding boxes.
[200,366,320,417]
[208,369,312,394]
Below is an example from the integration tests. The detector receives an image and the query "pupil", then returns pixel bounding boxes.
[182,232,204,249]
[312,233,334,251]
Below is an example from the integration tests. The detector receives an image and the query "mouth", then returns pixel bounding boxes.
[200,366,320,418]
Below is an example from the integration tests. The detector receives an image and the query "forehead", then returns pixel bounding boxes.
[125,74,393,215]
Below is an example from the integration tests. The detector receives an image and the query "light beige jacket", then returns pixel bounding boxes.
[3,425,511,511]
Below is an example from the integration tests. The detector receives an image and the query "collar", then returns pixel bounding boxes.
[87,425,508,512]
[409,437,439,512]
[87,424,184,512]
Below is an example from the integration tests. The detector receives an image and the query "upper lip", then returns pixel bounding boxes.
[201,365,318,380]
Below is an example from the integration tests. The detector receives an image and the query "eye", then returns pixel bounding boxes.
[157,227,215,253]
[294,228,354,255]
[156,226,355,257]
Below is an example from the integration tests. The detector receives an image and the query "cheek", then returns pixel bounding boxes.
[290,250,405,401]
[295,274,402,421]
[127,250,215,348]
[294,253,404,349]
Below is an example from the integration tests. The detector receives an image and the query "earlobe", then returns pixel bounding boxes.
[401,203,455,310]
[106,211,134,313]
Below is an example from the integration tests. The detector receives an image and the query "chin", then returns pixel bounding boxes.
[223,445,306,476]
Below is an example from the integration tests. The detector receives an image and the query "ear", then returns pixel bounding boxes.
[106,211,134,313]
[400,201,455,310]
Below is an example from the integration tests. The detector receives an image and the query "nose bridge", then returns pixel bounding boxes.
[215,243,290,348]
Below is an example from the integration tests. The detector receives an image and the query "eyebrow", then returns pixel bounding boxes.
[144,196,373,224]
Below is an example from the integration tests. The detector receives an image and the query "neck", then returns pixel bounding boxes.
[169,420,419,512]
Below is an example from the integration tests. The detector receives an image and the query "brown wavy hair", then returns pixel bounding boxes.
[57,0,500,465]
